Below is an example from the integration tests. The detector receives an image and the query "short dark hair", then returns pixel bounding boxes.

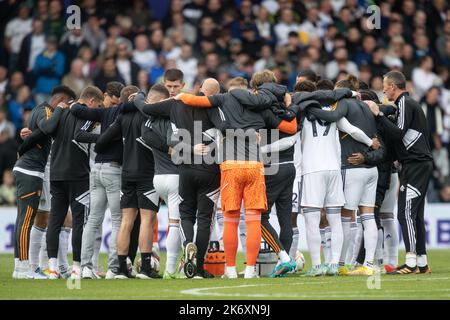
[360,89,381,103]
[358,80,369,90]
[383,70,406,90]
[295,80,317,92]
[163,69,184,82]
[149,84,170,98]
[51,85,76,100]
[120,85,139,104]
[297,69,318,83]
[316,79,334,90]
[106,81,124,98]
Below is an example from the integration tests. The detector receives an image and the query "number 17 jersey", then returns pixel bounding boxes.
[301,117,341,175]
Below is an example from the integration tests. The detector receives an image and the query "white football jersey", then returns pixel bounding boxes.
[293,132,302,178]
[301,116,341,175]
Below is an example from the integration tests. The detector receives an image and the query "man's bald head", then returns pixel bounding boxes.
[200,78,220,96]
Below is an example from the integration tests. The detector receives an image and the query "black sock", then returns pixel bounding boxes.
[141,252,152,272]
[118,255,128,273]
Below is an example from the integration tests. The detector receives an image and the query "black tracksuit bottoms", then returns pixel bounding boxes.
[261,163,295,254]
[47,180,89,262]
[397,160,433,255]
[179,167,220,270]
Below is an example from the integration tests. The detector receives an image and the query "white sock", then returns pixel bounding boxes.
[324,226,332,263]
[375,228,384,265]
[406,252,417,268]
[326,208,343,265]
[58,227,71,269]
[49,257,58,271]
[381,217,398,266]
[216,209,224,249]
[346,221,358,264]
[92,226,102,271]
[29,226,46,270]
[39,230,48,269]
[244,265,256,277]
[289,227,299,258]
[278,250,290,263]
[417,254,427,267]
[238,213,247,256]
[165,223,181,274]
[225,265,237,275]
[320,228,327,262]
[361,213,378,268]
[304,208,321,267]
[339,217,352,266]
[350,217,363,265]
[14,258,19,271]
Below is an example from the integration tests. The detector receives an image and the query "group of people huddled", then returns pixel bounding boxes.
[12,66,433,281]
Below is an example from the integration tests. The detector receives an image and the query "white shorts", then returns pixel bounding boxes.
[380,173,399,213]
[153,174,180,220]
[300,170,345,208]
[292,178,302,213]
[342,167,378,210]
[38,165,51,212]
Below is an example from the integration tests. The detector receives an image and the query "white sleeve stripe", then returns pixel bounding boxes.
[397,96,405,129]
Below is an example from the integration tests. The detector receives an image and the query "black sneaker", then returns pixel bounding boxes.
[193,269,214,279]
[416,265,432,274]
[136,268,162,279]
[388,264,417,275]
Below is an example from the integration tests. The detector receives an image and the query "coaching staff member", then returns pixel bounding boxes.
[366,71,433,274]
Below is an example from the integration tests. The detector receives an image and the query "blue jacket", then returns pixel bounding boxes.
[33,51,65,94]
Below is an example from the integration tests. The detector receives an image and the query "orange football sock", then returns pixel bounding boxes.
[223,210,240,267]
[245,210,262,266]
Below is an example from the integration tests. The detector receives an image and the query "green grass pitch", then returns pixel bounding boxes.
[1,251,450,300]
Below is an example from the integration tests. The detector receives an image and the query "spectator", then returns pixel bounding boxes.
[176,43,198,89]
[241,24,262,60]
[17,19,46,76]
[325,47,359,80]
[137,69,149,93]
[162,37,181,60]
[412,56,442,98]
[94,56,125,92]
[32,36,65,105]
[116,42,141,86]
[4,71,24,101]
[274,8,299,46]
[133,34,157,71]
[0,66,7,95]
[44,0,64,40]
[62,59,94,97]
[0,109,18,178]
[0,169,16,206]
[125,0,152,33]
[354,34,376,66]
[82,14,107,54]
[166,13,197,45]
[254,5,276,45]
[77,46,97,79]
[59,28,90,73]
[254,44,275,73]
[7,85,34,131]
[299,6,323,45]
[4,3,33,70]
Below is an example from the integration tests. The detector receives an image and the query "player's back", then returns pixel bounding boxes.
[301,113,340,175]
[50,108,90,181]
[15,102,52,174]
[120,111,155,180]
[339,99,377,168]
